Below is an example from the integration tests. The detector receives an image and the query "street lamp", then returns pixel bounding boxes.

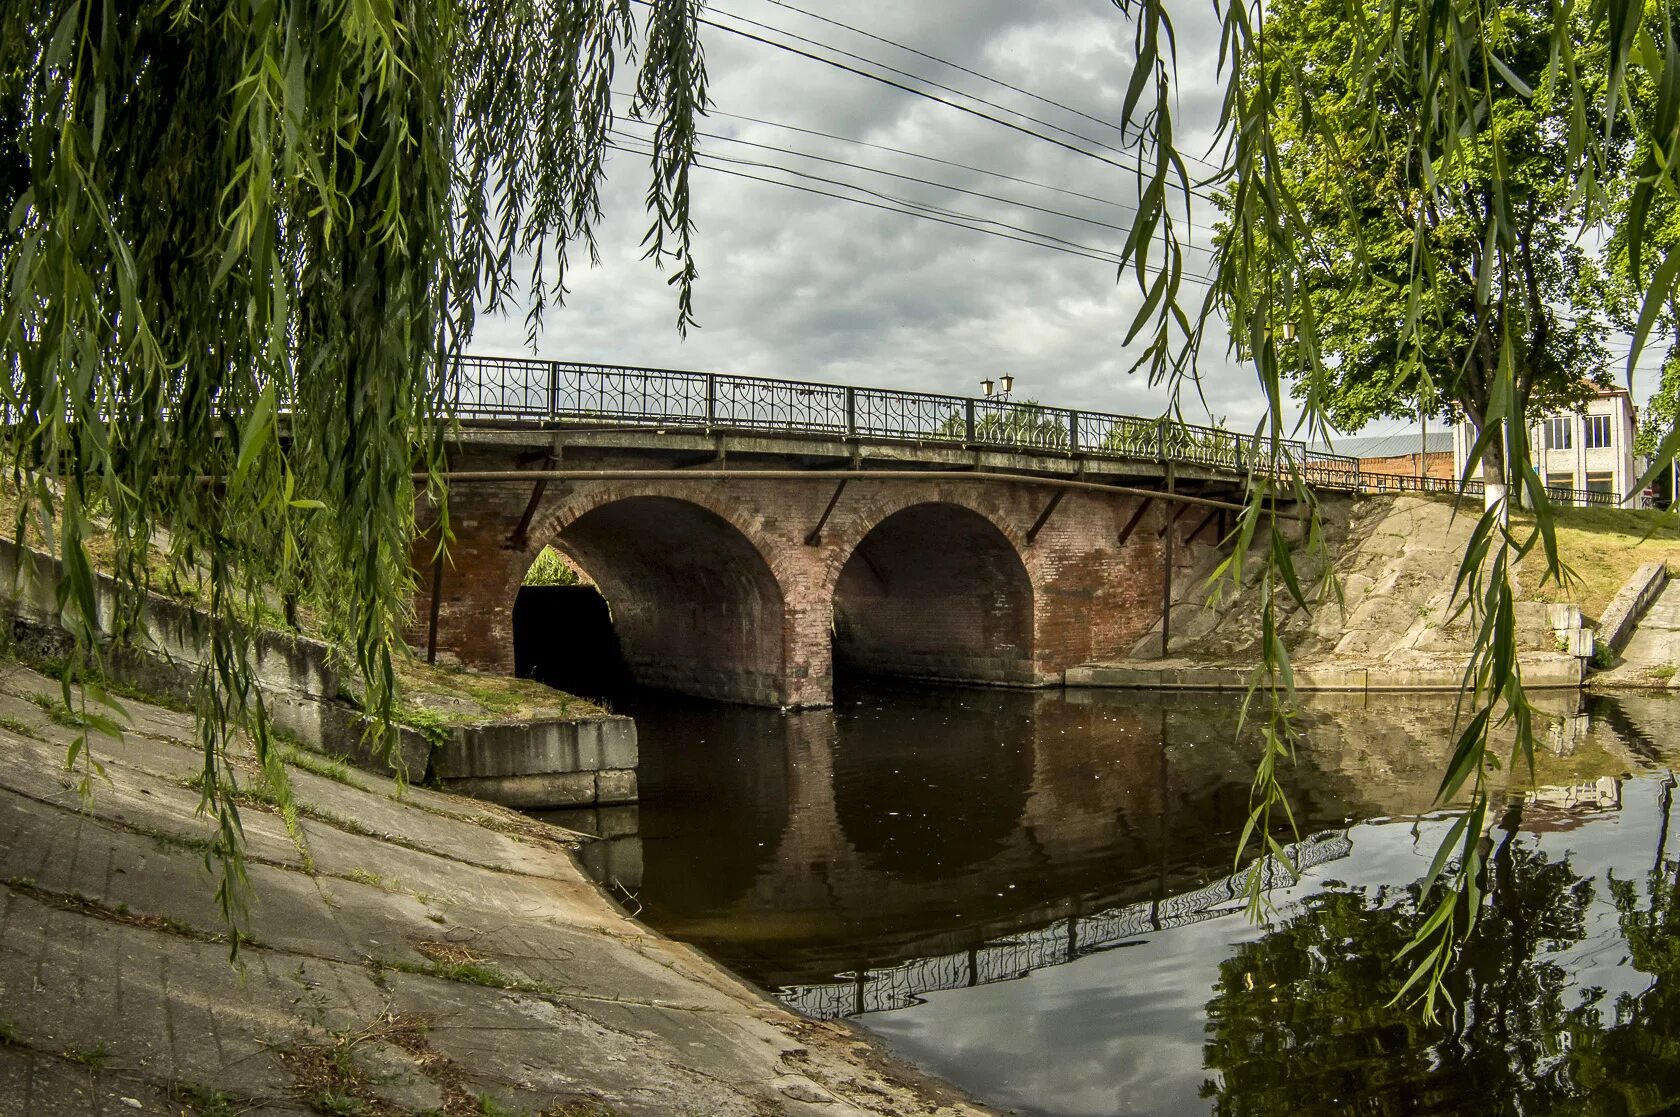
[982,375,1016,402]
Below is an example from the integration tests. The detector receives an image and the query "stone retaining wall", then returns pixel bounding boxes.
[0,537,636,806]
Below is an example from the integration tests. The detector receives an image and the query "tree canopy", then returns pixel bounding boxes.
[7,0,1680,1011]
[1214,0,1614,453]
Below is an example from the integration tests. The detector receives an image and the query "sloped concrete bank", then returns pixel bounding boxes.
[0,537,637,807]
[1069,495,1594,692]
[0,660,990,1116]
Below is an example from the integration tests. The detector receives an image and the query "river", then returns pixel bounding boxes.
[535,680,1680,1117]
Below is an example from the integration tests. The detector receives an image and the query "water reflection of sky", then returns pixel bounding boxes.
[863,780,1677,1117]
[559,685,1680,1117]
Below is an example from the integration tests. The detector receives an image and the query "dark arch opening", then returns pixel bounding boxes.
[513,496,788,706]
[832,502,1034,686]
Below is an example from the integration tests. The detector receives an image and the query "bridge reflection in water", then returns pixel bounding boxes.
[553,683,1617,1014]
[781,830,1352,1020]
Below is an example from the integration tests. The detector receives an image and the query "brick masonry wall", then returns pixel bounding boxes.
[411,447,1184,707]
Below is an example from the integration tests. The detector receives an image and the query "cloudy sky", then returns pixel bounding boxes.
[466,0,1651,441]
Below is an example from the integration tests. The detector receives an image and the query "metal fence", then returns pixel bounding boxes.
[448,356,1638,507]
[778,829,1354,1020]
[449,355,1362,480]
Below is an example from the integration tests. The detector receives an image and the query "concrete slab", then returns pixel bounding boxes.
[0,673,992,1117]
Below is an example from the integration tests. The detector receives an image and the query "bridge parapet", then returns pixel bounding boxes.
[449,355,1365,488]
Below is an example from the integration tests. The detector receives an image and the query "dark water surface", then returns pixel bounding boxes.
[537,682,1680,1117]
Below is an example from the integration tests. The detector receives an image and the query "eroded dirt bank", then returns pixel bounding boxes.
[0,660,991,1117]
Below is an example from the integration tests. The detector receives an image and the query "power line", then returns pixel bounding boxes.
[710,5,1194,180]
[617,93,1199,225]
[669,3,1222,205]
[613,128,1134,259]
[612,116,1223,253]
[751,0,1161,151]
[609,135,1222,288]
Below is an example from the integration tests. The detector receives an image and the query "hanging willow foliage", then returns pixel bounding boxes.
[0,0,705,931]
[4,0,1676,1011]
[1112,0,1678,1017]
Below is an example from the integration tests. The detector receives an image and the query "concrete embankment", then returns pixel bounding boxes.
[1069,494,1600,691]
[0,660,989,1116]
[0,536,639,809]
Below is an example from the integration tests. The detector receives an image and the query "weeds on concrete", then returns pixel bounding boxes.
[62,1040,112,1068]
[346,867,397,891]
[168,1081,241,1117]
[281,1010,484,1117]
[0,714,37,739]
[0,1020,21,1045]
[4,875,253,948]
[280,742,371,791]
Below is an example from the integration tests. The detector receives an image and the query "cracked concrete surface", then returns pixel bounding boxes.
[0,660,991,1117]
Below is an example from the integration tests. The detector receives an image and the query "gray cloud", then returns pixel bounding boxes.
[474,0,1308,432]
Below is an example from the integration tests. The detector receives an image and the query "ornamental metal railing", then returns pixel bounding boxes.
[448,355,1364,482]
[777,828,1354,1020]
[445,356,1640,506]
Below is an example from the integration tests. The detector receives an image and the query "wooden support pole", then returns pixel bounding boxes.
[1116,498,1154,545]
[1161,467,1175,658]
[505,478,549,550]
[425,547,445,665]
[804,479,849,546]
[1025,488,1069,545]
[1185,507,1220,545]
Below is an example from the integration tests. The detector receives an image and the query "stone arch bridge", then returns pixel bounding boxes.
[412,356,1368,708]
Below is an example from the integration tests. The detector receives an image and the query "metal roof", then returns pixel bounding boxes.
[1309,431,1456,458]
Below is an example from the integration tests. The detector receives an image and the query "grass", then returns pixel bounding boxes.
[168,1082,241,1117]
[522,546,581,587]
[0,714,37,739]
[1513,504,1680,622]
[390,656,605,729]
[345,867,396,891]
[376,942,542,995]
[63,1040,112,1069]
[278,742,370,791]
[0,1020,20,1045]
[1653,664,1677,680]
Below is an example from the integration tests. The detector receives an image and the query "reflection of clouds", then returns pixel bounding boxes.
[856,771,1680,1117]
[473,0,1299,431]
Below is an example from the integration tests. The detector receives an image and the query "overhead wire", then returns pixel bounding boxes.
[633,0,1224,204]
[611,92,1221,229]
[752,0,1213,165]
[607,135,1223,288]
[707,4,1201,180]
[610,116,1224,251]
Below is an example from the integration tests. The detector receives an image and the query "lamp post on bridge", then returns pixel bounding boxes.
[981,374,1016,403]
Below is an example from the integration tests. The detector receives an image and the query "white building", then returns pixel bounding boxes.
[1451,388,1641,507]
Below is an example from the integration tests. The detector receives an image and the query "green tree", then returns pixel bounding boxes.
[1202,822,1595,1116]
[0,0,706,924]
[1214,0,1611,482]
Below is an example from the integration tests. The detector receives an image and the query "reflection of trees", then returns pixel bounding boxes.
[1202,815,1594,1116]
[1564,780,1680,1115]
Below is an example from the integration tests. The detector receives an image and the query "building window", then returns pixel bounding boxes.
[1547,472,1575,495]
[1544,416,1573,450]
[1586,471,1616,495]
[1584,414,1612,449]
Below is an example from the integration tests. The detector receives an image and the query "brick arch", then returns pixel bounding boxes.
[522,488,792,706]
[828,499,1037,686]
[814,484,1032,594]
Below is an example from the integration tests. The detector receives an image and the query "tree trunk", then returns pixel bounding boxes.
[1481,420,1508,512]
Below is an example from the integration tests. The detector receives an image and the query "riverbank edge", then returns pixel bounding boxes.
[0,535,640,807]
[0,656,996,1116]
[1064,655,1588,691]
